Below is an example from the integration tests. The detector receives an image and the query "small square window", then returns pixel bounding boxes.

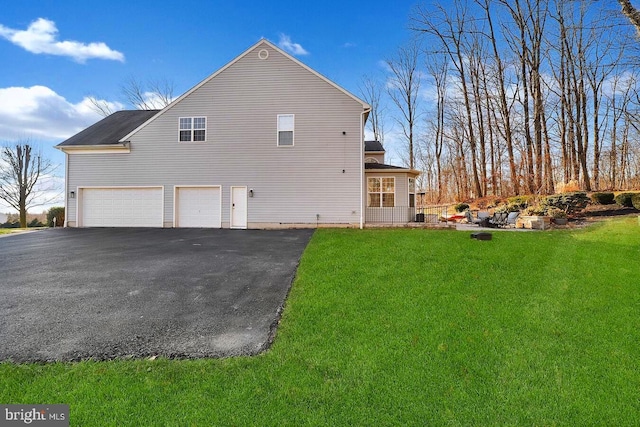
[179,117,206,142]
[278,131,294,146]
[193,130,206,141]
[193,117,206,129]
[179,130,192,142]
[180,118,192,130]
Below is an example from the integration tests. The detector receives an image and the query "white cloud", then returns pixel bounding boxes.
[0,85,120,141]
[277,34,309,56]
[343,42,356,48]
[0,18,124,63]
[0,85,121,214]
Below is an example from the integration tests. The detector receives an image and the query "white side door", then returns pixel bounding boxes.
[230,186,247,229]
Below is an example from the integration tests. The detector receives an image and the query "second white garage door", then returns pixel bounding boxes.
[81,187,163,227]
[175,186,221,228]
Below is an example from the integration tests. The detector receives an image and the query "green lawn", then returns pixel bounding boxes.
[2,217,639,425]
[0,228,45,235]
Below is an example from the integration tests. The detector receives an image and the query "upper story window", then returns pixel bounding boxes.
[179,117,206,142]
[277,114,294,147]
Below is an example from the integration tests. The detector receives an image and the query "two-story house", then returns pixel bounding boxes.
[57,39,418,228]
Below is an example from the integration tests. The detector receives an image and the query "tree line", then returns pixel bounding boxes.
[364,0,640,202]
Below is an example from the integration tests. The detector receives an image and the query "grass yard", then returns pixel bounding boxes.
[0,228,45,235]
[1,217,639,425]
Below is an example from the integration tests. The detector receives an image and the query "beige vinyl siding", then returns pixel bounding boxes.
[67,43,364,227]
[364,153,385,164]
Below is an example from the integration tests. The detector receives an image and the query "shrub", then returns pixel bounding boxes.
[614,192,637,208]
[454,203,470,212]
[632,194,640,210]
[591,192,615,205]
[28,218,45,227]
[506,195,533,209]
[495,202,521,213]
[47,207,65,227]
[523,205,546,216]
[545,207,567,219]
[542,192,589,214]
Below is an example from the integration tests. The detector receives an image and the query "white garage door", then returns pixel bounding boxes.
[175,186,221,228]
[81,187,163,227]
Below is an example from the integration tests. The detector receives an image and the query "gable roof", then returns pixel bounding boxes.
[57,110,160,147]
[118,39,371,142]
[365,141,384,152]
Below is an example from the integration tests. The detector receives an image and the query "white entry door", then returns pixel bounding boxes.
[230,186,247,229]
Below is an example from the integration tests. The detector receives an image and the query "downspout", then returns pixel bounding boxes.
[64,151,69,227]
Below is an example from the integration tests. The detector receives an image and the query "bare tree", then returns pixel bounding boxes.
[412,1,484,197]
[87,96,116,117]
[0,142,56,228]
[405,0,639,199]
[477,0,520,195]
[386,42,422,170]
[584,12,625,190]
[618,0,640,34]
[87,76,175,117]
[121,76,174,110]
[359,75,386,144]
[425,58,448,201]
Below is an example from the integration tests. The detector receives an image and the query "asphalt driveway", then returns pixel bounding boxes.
[0,228,314,362]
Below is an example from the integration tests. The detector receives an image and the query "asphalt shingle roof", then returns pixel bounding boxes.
[364,140,384,152]
[57,110,160,146]
[364,163,408,170]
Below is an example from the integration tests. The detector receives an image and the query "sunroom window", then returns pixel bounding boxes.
[368,177,395,207]
[409,178,415,208]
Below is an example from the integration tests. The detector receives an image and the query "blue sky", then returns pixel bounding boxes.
[0,0,419,212]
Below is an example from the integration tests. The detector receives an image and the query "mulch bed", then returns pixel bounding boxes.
[578,204,639,218]
[565,204,639,229]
